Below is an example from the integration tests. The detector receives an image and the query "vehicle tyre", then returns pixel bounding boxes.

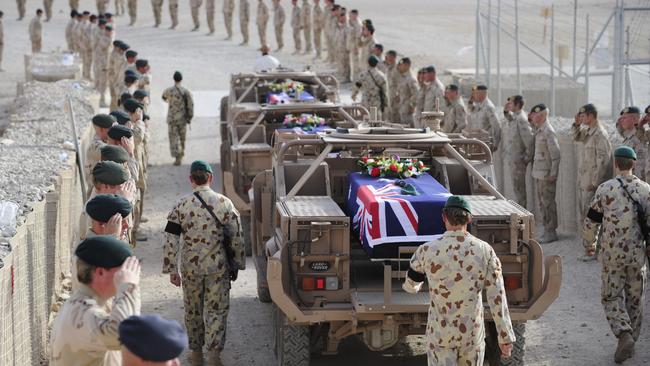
[242,215,252,256]
[220,95,229,122]
[274,305,310,366]
[485,322,525,366]
[256,257,272,303]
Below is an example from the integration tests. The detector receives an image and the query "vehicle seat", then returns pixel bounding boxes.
[280,162,331,197]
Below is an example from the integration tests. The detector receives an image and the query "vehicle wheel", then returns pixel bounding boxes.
[242,215,252,256]
[274,305,310,366]
[256,257,272,303]
[485,322,525,366]
[220,95,229,122]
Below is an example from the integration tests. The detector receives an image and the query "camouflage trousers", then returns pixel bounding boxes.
[69,0,79,11]
[337,50,350,82]
[32,40,43,54]
[45,0,54,20]
[206,0,216,33]
[579,188,595,245]
[115,0,125,15]
[240,18,249,43]
[303,25,312,52]
[151,0,163,26]
[224,12,234,38]
[191,2,202,28]
[17,0,26,19]
[275,25,283,49]
[313,27,322,57]
[128,0,137,25]
[168,121,187,159]
[601,262,647,340]
[81,50,92,79]
[428,345,485,366]
[292,27,302,52]
[511,161,528,208]
[169,0,179,27]
[534,178,557,232]
[182,273,231,351]
[257,22,267,47]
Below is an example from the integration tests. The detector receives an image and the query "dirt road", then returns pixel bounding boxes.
[1,0,649,365]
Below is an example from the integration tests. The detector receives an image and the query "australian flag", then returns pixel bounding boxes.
[346,173,450,258]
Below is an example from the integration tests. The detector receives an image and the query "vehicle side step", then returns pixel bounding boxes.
[351,290,429,313]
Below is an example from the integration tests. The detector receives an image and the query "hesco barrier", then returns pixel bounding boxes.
[0,90,95,365]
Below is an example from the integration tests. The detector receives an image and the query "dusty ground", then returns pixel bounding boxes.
[1,0,650,365]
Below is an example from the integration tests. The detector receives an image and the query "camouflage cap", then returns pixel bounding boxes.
[92,161,129,185]
[101,145,130,163]
[614,146,637,160]
[444,195,472,214]
[92,114,116,128]
[620,106,640,115]
[75,235,132,268]
[190,160,213,174]
[86,194,132,223]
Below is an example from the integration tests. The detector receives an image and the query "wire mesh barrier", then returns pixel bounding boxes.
[0,94,94,365]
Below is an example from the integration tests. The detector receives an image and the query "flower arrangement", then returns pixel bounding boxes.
[282,113,326,130]
[269,80,305,96]
[358,155,429,179]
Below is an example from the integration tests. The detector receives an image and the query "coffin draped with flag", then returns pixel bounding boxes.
[346,172,451,258]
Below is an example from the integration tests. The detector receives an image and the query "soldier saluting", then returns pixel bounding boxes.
[582,146,650,364]
[163,161,246,366]
[404,196,515,366]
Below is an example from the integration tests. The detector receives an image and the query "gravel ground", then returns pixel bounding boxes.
[1,1,649,365]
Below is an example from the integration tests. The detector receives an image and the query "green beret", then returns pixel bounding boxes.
[191,160,213,174]
[108,125,134,140]
[444,195,472,214]
[92,114,116,128]
[92,161,129,185]
[472,85,488,91]
[75,235,132,268]
[123,98,144,113]
[110,110,131,125]
[368,55,380,67]
[645,105,650,114]
[101,145,130,163]
[530,103,547,113]
[614,146,637,160]
[620,106,640,115]
[579,103,597,115]
[86,194,132,223]
[133,89,149,100]
[445,84,459,91]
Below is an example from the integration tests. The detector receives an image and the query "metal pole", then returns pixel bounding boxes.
[551,4,555,117]
[476,0,480,79]
[624,26,635,106]
[575,11,615,76]
[573,0,578,78]
[487,0,492,89]
[497,0,502,105]
[515,0,522,93]
[66,97,87,200]
[585,14,590,102]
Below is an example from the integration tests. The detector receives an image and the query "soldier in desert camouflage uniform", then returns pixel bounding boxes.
[441,84,467,134]
[404,196,515,366]
[163,161,245,366]
[467,85,502,150]
[583,145,650,364]
[530,104,560,243]
[300,0,311,53]
[572,103,613,261]
[358,20,375,74]
[502,95,534,208]
[312,0,323,59]
[395,57,418,126]
[615,107,646,180]
[272,0,285,50]
[352,55,387,120]
[347,9,362,80]
[29,9,43,53]
[94,24,114,108]
[50,237,141,366]
[384,50,400,122]
[290,0,301,54]
[223,0,235,39]
[162,71,194,166]
[97,0,111,14]
[85,114,116,190]
[421,66,444,118]
[65,10,78,52]
[256,0,269,46]
[637,105,650,182]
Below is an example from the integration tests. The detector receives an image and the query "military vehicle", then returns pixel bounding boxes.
[250,126,562,365]
[219,71,368,255]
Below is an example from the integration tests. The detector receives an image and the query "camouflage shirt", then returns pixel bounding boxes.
[617,127,646,179]
[422,79,445,113]
[257,0,269,26]
[50,283,140,366]
[162,84,194,125]
[273,3,285,27]
[404,230,516,349]
[312,3,323,30]
[395,70,419,115]
[572,121,613,190]
[583,174,650,266]
[468,98,502,147]
[532,119,561,179]
[442,98,467,134]
[352,68,388,112]
[163,186,246,277]
[503,110,534,163]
